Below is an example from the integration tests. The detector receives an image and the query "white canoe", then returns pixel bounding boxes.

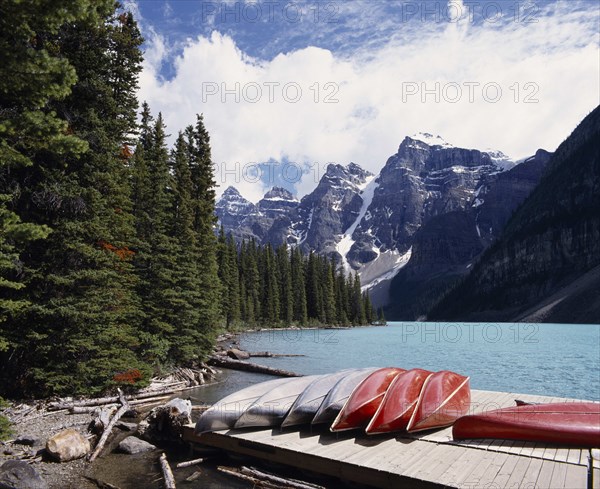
[195,377,290,433]
[235,375,324,429]
[312,368,378,425]
[281,369,358,428]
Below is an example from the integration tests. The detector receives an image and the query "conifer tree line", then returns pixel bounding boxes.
[0,1,377,398]
[217,231,378,328]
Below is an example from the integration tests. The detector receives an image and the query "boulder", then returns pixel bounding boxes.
[0,460,48,489]
[117,437,156,454]
[45,429,90,462]
[227,348,250,360]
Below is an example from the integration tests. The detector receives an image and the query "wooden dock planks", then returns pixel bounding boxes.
[184,389,598,489]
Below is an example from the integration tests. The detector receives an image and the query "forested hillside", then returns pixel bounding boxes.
[429,106,600,322]
[0,1,371,399]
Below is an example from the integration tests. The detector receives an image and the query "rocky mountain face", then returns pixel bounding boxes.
[215,186,298,244]
[216,132,552,312]
[428,106,600,323]
[386,149,552,319]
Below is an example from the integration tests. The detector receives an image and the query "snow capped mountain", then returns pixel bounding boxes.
[409,132,454,148]
[290,162,373,252]
[215,186,258,228]
[215,135,549,308]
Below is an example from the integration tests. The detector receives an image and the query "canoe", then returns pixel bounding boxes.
[330,367,406,432]
[406,370,470,433]
[235,375,323,429]
[281,369,358,428]
[453,402,600,447]
[312,368,378,425]
[365,368,433,434]
[195,377,290,433]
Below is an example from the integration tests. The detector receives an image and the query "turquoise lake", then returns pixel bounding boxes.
[225,322,600,401]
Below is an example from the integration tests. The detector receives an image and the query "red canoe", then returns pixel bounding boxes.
[407,370,470,433]
[453,402,600,447]
[365,368,433,434]
[330,367,406,432]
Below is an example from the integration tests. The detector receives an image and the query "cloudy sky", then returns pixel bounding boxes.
[127,0,600,202]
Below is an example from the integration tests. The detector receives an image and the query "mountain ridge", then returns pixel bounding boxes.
[428,106,600,322]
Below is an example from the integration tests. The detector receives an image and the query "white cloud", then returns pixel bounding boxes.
[137,0,600,202]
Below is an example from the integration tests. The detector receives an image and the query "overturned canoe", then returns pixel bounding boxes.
[312,368,378,425]
[453,402,600,447]
[281,369,358,428]
[331,367,406,432]
[407,370,470,433]
[365,368,433,435]
[235,375,323,429]
[195,377,290,433]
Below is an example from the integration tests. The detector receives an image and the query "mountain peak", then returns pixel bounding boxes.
[263,187,297,201]
[220,186,242,198]
[407,132,454,148]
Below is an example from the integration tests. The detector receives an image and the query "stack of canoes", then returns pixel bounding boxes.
[195,367,471,435]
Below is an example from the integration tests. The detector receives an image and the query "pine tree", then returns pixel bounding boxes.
[226,235,241,325]
[306,253,323,322]
[132,111,179,364]
[4,4,149,395]
[0,0,91,383]
[351,273,367,325]
[186,116,221,353]
[323,260,337,324]
[217,228,240,328]
[167,131,210,361]
[261,244,280,324]
[276,244,293,323]
[378,307,387,325]
[291,247,308,323]
[364,292,374,324]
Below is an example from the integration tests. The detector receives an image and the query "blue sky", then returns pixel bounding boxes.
[128,0,600,201]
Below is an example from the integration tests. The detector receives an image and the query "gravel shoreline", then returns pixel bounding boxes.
[1,405,98,488]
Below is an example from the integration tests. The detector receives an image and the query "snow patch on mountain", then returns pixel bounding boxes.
[361,248,412,291]
[410,132,454,148]
[336,175,378,272]
[484,148,515,171]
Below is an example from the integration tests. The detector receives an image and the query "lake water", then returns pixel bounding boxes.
[181,322,600,488]
[197,322,600,402]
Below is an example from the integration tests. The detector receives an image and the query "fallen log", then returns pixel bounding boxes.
[249,352,306,358]
[87,389,130,463]
[176,457,205,468]
[72,405,117,415]
[218,467,283,489]
[50,386,186,411]
[207,356,301,377]
[159,453,176,489]
[241,466,325,489]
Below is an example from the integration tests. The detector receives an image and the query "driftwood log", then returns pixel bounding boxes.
[249,352,306,358]
[87,389,130,463]
[176,457,205,468]
[241,466,325,489]
[218,466,323,489]
[159,453,176,489]
[208,356,301,377]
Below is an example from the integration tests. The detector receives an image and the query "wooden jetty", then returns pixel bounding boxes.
[183,389,600,488]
